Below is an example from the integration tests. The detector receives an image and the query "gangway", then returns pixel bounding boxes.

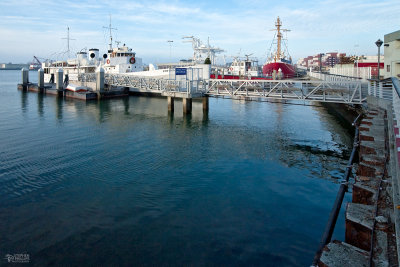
[79,73,367,104]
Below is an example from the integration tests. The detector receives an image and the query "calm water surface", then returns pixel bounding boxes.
[0,70,353,266]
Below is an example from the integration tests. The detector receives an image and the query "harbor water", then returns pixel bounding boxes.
[0,70,353,266]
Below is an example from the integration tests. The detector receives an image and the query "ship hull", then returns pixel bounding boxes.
[262,62,296,79]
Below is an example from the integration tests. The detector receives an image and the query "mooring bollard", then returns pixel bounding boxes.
[96,68,105,92]
[56,69,64,97]
[38,68,44,91]
[21,68,29,90]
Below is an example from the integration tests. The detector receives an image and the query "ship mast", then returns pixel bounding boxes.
[61,26,76,58]
[272,17,289,61]
[103,15,117,51]
[276,17,282,60]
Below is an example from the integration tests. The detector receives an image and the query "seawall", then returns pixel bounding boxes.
[317,96,399,266]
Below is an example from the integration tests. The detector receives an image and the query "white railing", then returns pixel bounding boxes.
[368,80,393,101]
[78,73,96,83]
[329,67,374,81]
[104,74,206,96]
[308,71,363,82]
[206,79,364,104]
[78,72,368,104]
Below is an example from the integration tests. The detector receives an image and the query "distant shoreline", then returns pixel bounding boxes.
[0,68,35,70]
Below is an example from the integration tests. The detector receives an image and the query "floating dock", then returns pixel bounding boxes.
[18,68,210,114]
[18,68,131,101]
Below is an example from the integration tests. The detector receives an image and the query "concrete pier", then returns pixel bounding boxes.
[202,96,209,112]
[38,68,44,92]
[56,69,64,97]
[96,68,105,92]
[183,98,192,114]
[168,96,174,112]
[21,68,29,90]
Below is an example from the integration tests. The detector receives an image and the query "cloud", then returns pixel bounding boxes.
[0,0,399,63]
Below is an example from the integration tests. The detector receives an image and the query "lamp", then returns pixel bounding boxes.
[375,39,383,81]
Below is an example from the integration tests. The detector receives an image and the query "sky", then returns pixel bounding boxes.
[0,0,399,65]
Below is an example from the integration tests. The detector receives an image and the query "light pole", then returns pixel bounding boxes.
[375,39,383,81]
[354,44,359,78]
[167,40,173,63]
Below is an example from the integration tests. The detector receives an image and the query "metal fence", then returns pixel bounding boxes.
[308,71,363,82]
[368,79,394,101]
[105,74,206,96]
[206,79,365,104]
[78,73,96,83]
[328,66,374,81]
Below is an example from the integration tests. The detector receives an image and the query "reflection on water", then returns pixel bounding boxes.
[0,70,353,266]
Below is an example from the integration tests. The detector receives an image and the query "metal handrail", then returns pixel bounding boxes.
[311,114,361,266]
[392,77,400,99]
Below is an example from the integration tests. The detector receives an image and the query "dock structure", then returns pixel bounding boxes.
[19,68,376,114]
[17,68,126,101]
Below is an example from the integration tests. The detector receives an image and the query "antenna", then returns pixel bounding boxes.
[103,15,117,51]
[244,53,253,61]
[167,40,173,62]
[61,26,76,58]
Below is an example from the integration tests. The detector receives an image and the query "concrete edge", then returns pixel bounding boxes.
[386,104,400,263]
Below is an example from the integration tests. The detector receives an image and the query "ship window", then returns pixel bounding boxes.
[387,65,390,72]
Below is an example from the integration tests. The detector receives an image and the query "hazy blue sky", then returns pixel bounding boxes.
[0,0,399,64]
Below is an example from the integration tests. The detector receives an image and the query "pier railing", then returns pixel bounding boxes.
[78,73,96,83]
[78,73,206,96]
[206,79,365,104]
[78,72,368,104]
[104,74,206,96]
[368,79,394,101]
[308,71,364,82]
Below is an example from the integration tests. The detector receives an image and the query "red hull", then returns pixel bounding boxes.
[262,62,296,79]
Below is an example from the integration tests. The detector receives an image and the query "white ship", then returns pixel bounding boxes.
[43,22,213,85]
[43,44,145,83]
[43,22,147,83]
[227,55,260,77]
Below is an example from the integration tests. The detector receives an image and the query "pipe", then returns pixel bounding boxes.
[311,114,361,266]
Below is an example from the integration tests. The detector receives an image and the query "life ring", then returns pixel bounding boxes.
[229,67,233,71]
[106,59,110,64]
[129,57,136,64]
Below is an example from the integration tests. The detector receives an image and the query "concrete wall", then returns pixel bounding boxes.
[384,30,400,79]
